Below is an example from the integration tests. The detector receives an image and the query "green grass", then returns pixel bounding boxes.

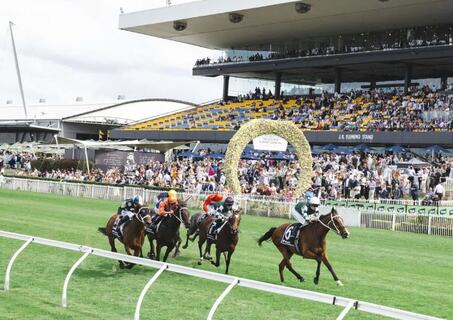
[0,189,452,320]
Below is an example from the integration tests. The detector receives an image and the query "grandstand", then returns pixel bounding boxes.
[114,0,453,146]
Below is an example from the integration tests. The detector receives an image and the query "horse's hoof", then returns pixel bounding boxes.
[314,278,319,285]
[119,262,125,269]
[198,260,202,265]
[299,277,305,283]
[336,280,344,287]
[182,245,188,249]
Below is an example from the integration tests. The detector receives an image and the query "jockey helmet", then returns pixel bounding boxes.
[168,189,177,204]
[212,193,223,202]
[309,197,321,208]
[132,195,144,206]
[224,197,234,208]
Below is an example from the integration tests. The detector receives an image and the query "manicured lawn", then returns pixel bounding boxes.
[0,189,452,319]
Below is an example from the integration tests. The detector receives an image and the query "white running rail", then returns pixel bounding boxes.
[0,230,443,320]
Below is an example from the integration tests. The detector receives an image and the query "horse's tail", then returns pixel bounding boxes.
[258,227,277,246]
[98,227,107,236]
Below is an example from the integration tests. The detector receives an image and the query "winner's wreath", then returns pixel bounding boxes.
[224,119,313,198]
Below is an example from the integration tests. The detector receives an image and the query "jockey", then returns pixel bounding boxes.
[292,196,321,226]
[115,195,144,236]
[150,189,178,231]
[203,192,224,216]
[154,191,169,215]
[209,196,235,236]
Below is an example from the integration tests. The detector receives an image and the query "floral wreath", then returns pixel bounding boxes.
[224,119,313,198]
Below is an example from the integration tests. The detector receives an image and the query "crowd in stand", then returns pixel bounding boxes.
[229,87,453,132]
[2,148,450,202]
[195,32,453,67]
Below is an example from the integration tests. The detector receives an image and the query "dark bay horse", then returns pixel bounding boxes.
[182,212,204,249]
[258,208,349,285]
[98,207,152,269]
[147,199,190,262]
[197,209,241,274]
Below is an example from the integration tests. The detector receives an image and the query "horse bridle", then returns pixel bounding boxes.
[317,211,344,236]
[135,207,151,225]
[169,204,189,225]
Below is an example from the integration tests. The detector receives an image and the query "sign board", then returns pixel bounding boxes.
[253,134,288,152]
[95,151,164,171]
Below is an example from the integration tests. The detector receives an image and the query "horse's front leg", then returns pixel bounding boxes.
[211,247,221,268]
[163,244,175,262]
[156,243,163,261]
[322,253,343,286]
[204,240,213,260]
[124,245,135,269]
[198,237,206,265]
[224,250,234,274]
[173,237,181,257]
[314,256,322,285]
[182,230,191,249]
[147,234,155,260]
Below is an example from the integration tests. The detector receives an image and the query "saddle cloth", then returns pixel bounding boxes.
[280,223,302,254]
[112,216,130,240]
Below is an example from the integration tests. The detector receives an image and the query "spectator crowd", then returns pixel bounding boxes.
[2,148,451,202]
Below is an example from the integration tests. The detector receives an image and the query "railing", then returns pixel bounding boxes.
[0,230,443,320]
[1,177,453,237]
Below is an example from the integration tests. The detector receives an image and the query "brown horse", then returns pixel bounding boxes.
[258,208,349,285]
[98,207,152,269]
[197,209,241,274]
[182,212,204,249]
[146,199,190,262]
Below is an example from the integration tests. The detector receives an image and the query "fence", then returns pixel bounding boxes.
[1,177,453,238]
[0,230,442,320]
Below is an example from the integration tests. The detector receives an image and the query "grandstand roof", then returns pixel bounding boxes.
[119,0,453,50]
[0,103,107,121]
[62,99,196,125]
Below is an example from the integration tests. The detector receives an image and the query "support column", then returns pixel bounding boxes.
[275,73,282,99]
[370,80,376,90]
[335,68,342,93]
[404,64,412,94]
[222,75,230,101]
[440,75,448,90]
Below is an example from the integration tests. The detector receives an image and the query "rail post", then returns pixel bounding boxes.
[207,278,239,320]
[428,215,432,235]
[336,300,356,320]
[392,214,396,231]
[62,249,92,307]
[134,264,168,320]
[4,237,34,291]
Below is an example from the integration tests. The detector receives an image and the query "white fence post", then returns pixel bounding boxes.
[336,300,356,320]
[134,264,168,320]
[207,278,239,320]
[391,214,396,231]
[428,216,432,235]
[4,237,34,291]
[62,249,92,307]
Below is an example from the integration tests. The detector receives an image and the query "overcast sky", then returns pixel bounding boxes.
[0,0,233,106]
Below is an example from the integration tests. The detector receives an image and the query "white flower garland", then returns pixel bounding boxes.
[224,119,313,198]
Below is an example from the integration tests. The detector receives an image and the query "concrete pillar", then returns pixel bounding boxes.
[335,68,342,93]
[440,75,448,90]
[275,73,282,99]
[404,64,412,94]
[370,80,376,90]
[222,75,230,101]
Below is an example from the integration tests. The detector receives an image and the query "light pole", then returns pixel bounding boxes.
[9,21,28,119]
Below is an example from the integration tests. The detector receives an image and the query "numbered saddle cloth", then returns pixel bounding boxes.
[281,223,302,254]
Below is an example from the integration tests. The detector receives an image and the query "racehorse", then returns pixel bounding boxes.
[258,208,349,285]
[197,209,241,274]
[182,212,204,249]
[146,199,190,262]
[98,207,152,269]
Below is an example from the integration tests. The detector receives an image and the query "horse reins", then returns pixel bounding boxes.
[317,212,343,236]
[135,207,151,225]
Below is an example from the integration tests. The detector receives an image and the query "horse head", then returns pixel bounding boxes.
[228,208,241,235]
[320,208,349,239]
[175,199,191,229]
[136,207,152,228]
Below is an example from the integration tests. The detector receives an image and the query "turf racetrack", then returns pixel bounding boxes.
[0,189,452,320]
